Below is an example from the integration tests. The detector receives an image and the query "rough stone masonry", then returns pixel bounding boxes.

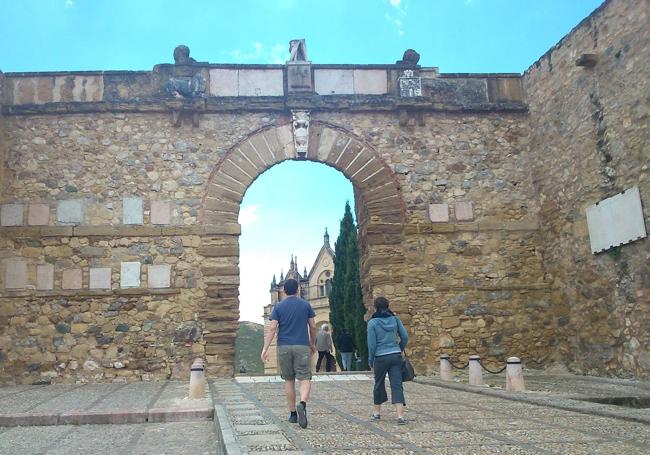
[0,0,647,383]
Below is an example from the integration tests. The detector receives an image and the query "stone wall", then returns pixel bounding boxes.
[524,0,650,377]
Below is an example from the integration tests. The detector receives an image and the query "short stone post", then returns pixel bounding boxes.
[505,357,525,392]
[439,354,453,381]
[468,355,483,386]
[189,358,206,399]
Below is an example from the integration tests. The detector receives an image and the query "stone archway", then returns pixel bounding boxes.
[198,119,407,376]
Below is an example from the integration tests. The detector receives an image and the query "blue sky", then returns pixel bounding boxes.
[1,0,603,322]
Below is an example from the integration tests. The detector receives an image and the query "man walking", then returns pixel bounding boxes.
[336,328,356,371]
[261,278,317,429]
[315,324,333,372]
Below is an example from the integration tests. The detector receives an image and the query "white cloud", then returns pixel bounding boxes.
[239,204,261,227]
[226,42,287,64]
[385,0,407,37]
[65,0,74,8]
[389,0,401,6]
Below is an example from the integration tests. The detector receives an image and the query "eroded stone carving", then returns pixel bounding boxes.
[173,45,197,65]
[396,49,421,67]
[289,39,308,62]
[292,110,310,158]
[399,69,422,97]
[166,73,206,98]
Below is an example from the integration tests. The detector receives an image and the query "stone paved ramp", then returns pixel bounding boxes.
[0,380,212,426]
[215,376,650,454]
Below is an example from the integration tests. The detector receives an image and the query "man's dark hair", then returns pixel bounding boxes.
[284,278,299,296]
[374,296,389,311]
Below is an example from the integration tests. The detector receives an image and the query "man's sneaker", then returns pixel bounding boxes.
[370,413,381,421]
[296,402,308,429]
[397,416,407,425]
[288,412,298,423]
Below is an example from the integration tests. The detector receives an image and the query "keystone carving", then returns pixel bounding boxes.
[292,110,310,159]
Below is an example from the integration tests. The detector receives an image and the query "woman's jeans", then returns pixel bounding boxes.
[340,352,353,371]
[372,353,404,405]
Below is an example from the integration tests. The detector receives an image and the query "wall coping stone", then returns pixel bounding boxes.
[0,224,240,238]
[0,288,181,299]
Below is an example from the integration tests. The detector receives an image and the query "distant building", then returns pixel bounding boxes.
[263,229,335,374]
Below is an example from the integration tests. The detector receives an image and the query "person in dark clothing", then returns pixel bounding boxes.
[367,296,409,425]
[336,328,356,371]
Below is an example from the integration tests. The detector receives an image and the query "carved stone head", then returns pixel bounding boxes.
[173,45,192,65]
[396,49,421,67]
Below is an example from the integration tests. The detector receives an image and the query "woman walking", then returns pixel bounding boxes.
[367,296,409,424]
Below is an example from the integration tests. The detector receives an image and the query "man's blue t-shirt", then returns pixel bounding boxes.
[270,296,315,346]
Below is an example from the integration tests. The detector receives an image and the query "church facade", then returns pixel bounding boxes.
[262,230,335,374]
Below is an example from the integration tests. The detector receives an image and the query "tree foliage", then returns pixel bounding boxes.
[329,202,368,370]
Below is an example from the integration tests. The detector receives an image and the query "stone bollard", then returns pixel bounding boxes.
[189,358,206,399]
[439,354,453,381]
[468,355,483,386]
[505,357,525,392]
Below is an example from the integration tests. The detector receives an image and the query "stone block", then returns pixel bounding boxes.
[56,200,84,225]
[209,69,238,96]
[120,262,140,288]
[353,70,388,94]
[314,69,354,95]
[455,201,474,221]
[36,264,54,290]
[287,62,312,92]
[1,204,24,226]
[53,75,103,102]
[28,204,50,225]
[4,259,27,289]
[148,264,171,288]
[238,69,283,96]
[123,197,144,225]
[150,201,171,225]
[89,267,112,290]
[429,204,449,223]
[62,269,82,290]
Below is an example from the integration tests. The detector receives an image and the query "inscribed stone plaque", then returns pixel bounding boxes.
[314,69,354,95]
[209,69,238,96]
[1,204,24,226]
[57,200,84,224]
[36,264,54,290]
[287,63,312,92]
[148,264,171,288]
[238,70,284,96]
[455,201,474,221]
[120,262,141,288]
[89,267,112,290]
[586,186,647,253]
[123,197,144,225]
[5,259,27,289]
[62,269,82,290]
[150,201,171,225]
[429,204,449,223]
[353,70,388,94]
[28,203,50,226]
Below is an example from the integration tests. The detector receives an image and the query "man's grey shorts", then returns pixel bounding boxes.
[277,345,312,381]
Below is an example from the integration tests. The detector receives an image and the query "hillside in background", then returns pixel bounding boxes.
[235,321,264,374]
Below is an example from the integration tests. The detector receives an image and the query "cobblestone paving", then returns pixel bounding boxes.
[217,376,650,454]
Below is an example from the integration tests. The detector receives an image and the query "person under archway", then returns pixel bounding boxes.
[261,278,317,429]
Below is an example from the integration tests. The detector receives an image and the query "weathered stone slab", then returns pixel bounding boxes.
[1,204,24,226]
[455,201,474,221]
[148,264,171,288]
[353,69,388,94]
[429,204,450,223]
[314,69,354,95]
[89,267,112,289]
[123,197,144,225]
[28,204,50,226]
[209,69,238,96]
[36,264,54,290]
[57,200,84,225]
[120,262,141,288]
[238,70,283,96]
[53,75,103,102]
[5,259,27,289]
[62,268,82,290]
[150,201,171,225]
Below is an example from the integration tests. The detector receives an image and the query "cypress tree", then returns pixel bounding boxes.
[329,202,368,370]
